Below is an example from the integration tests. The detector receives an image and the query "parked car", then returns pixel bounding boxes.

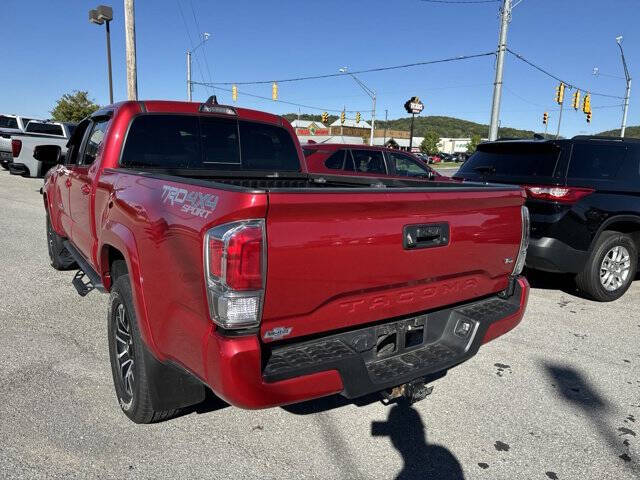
[429,155,442,164]
[9,120,76,177]
[455,135,640,301]
[438,152,454,162]
[0,114,38,169]
[453,152,469,163]
[42,97,529,423]
[303,144,448,181]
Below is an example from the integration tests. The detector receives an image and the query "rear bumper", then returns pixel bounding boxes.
[8,162,28,176]
[203,276,529,409]
[526,236,588,274]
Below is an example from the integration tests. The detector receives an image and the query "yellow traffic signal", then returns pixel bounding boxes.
[232,84,238,102]
[582,93,591,114]
[555,82,565,104]
[321,111,328,124]
[340,110,345,124]
[543,112,548,125]
[572,90,581,110]
[356,112,361,124]
[272,82,278,101]
[586,112,592,123]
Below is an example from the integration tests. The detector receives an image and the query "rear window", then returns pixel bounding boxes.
[458,143,560,178]
[0,116,18,129]
[568,143,626,180]
[120,114,299,171]
[26,122,64,136]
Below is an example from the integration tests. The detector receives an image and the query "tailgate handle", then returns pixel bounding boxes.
[404,223,449,250]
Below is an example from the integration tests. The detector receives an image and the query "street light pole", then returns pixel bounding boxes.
[616,36,632,138]
[186,33,211,101]
[89,5,114,104]
[339,67,376,145]
[488,0,512,141]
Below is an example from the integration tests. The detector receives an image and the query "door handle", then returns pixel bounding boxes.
[81,184,91,195]
[403,223,450,250]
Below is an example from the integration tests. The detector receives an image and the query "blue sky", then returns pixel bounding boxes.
[3,0,638,136]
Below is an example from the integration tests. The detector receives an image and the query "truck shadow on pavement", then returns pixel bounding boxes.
[524,268,640,299]
[285,396,465,479]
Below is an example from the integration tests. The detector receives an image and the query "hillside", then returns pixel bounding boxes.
[596,126,640,138]
[282,113,538,139]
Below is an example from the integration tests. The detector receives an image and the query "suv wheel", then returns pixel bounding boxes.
[46,214,77,270]
[107,272,179,423]
[575,232,637,301]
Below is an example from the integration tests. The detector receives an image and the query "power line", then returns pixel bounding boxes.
[176,0,208,93]
[506,48,625,99]
[189,0,215,92]
[198,52,496,86]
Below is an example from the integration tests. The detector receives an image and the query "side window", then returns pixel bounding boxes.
[81,118,110,166]
[351,150,386,174]
[568,143,626,180]
[65,120,91,165]
[388,152,430,177]
[325,150,345,169]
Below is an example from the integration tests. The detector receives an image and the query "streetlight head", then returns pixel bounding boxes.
[616,35,623,44]
[339,67,348,73]
[592,67,599,76]
[89,9,104,24]
[203,32,211,40]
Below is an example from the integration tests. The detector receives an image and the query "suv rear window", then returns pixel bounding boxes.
[120,114,300,171]
[26,122,64,136]
[458,143,560,179]
[0,116,18,129]
[568,143,626,180]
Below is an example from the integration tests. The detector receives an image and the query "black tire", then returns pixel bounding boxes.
[575,231,638,302]
[46,214,77,270]
[107,273,179,423]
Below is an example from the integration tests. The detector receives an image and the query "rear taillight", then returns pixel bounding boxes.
[524,186,594,203]
[204,220,265,329]
[512,206,530,276]
[11,139,22,157]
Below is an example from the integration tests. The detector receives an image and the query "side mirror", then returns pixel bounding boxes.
[33,145,63,166]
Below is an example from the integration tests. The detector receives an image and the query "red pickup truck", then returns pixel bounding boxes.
[42,97,530,423]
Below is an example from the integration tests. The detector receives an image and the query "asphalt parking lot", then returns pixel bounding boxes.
[0,169,638,480]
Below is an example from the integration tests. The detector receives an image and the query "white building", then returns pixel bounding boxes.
[297,135,365,145]
[329,118,371,129]
[438,138,474,154]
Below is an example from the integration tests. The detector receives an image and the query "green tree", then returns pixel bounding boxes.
[466,134,483,153]
[50,91,100,122]
[420,131,440,155]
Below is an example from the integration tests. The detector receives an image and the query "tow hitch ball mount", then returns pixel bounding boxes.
[380,379,433,405]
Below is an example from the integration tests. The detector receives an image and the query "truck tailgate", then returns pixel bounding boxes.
[261,187,524,341]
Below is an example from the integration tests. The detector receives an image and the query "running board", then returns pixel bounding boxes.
[63,241,106,295]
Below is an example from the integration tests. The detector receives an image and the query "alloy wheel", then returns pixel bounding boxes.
[114,303,135,406]
[599,245,631,291]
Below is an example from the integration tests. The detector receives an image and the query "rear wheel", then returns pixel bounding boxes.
[107,273,179,423]
[575,232,637,302]
[46,214,77,270]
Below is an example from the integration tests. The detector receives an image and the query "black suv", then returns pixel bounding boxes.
[455,136,640,301]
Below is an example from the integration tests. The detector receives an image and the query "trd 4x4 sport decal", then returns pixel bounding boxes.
[161,185,219,219]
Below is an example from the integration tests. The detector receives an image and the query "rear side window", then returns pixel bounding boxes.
[82,118,110,165]
[121,114,300,171]
[351,149,386,174]
[0,116,18,129]
[26,123,64,136]
[325,150,346,169]
[458,143,560,178]
[568,143,626,180]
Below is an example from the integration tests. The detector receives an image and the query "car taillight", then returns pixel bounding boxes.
[11,139,22,157]
[204,220,265,329]
[512,206,530,276]
[524,186,594,203]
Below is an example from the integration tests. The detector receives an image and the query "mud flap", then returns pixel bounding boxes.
[143,347,206,412]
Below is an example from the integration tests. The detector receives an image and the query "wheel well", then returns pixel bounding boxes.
[602,221,640,253]
[104,246,127,284]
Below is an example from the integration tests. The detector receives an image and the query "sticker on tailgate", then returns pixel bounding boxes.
[161,185,218,218]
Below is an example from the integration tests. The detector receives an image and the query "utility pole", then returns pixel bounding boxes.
[383,109,388,144]
[616,36,632,137]
[186,51,192,101]
[124,0,138,100]
[556,101,564,139]
[370,94,376,146]
[488,0,512,141]
[339,67,376,145]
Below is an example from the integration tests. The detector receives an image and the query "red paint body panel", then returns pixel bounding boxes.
[42,99,529,409]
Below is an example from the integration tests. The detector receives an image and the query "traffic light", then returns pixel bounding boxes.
[340,110,345,124]
[586,112,592,123]
[555,82,565,104]
[272,82,278,101]
[582,93,591,114]
[321,111,328,124]
[543,112,548,125]
[232,84,238,102]
[355,112,361,124]
[572,90,581,110]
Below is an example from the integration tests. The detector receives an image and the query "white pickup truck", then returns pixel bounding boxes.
[9,121,76,177]
[0,114,38,169]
